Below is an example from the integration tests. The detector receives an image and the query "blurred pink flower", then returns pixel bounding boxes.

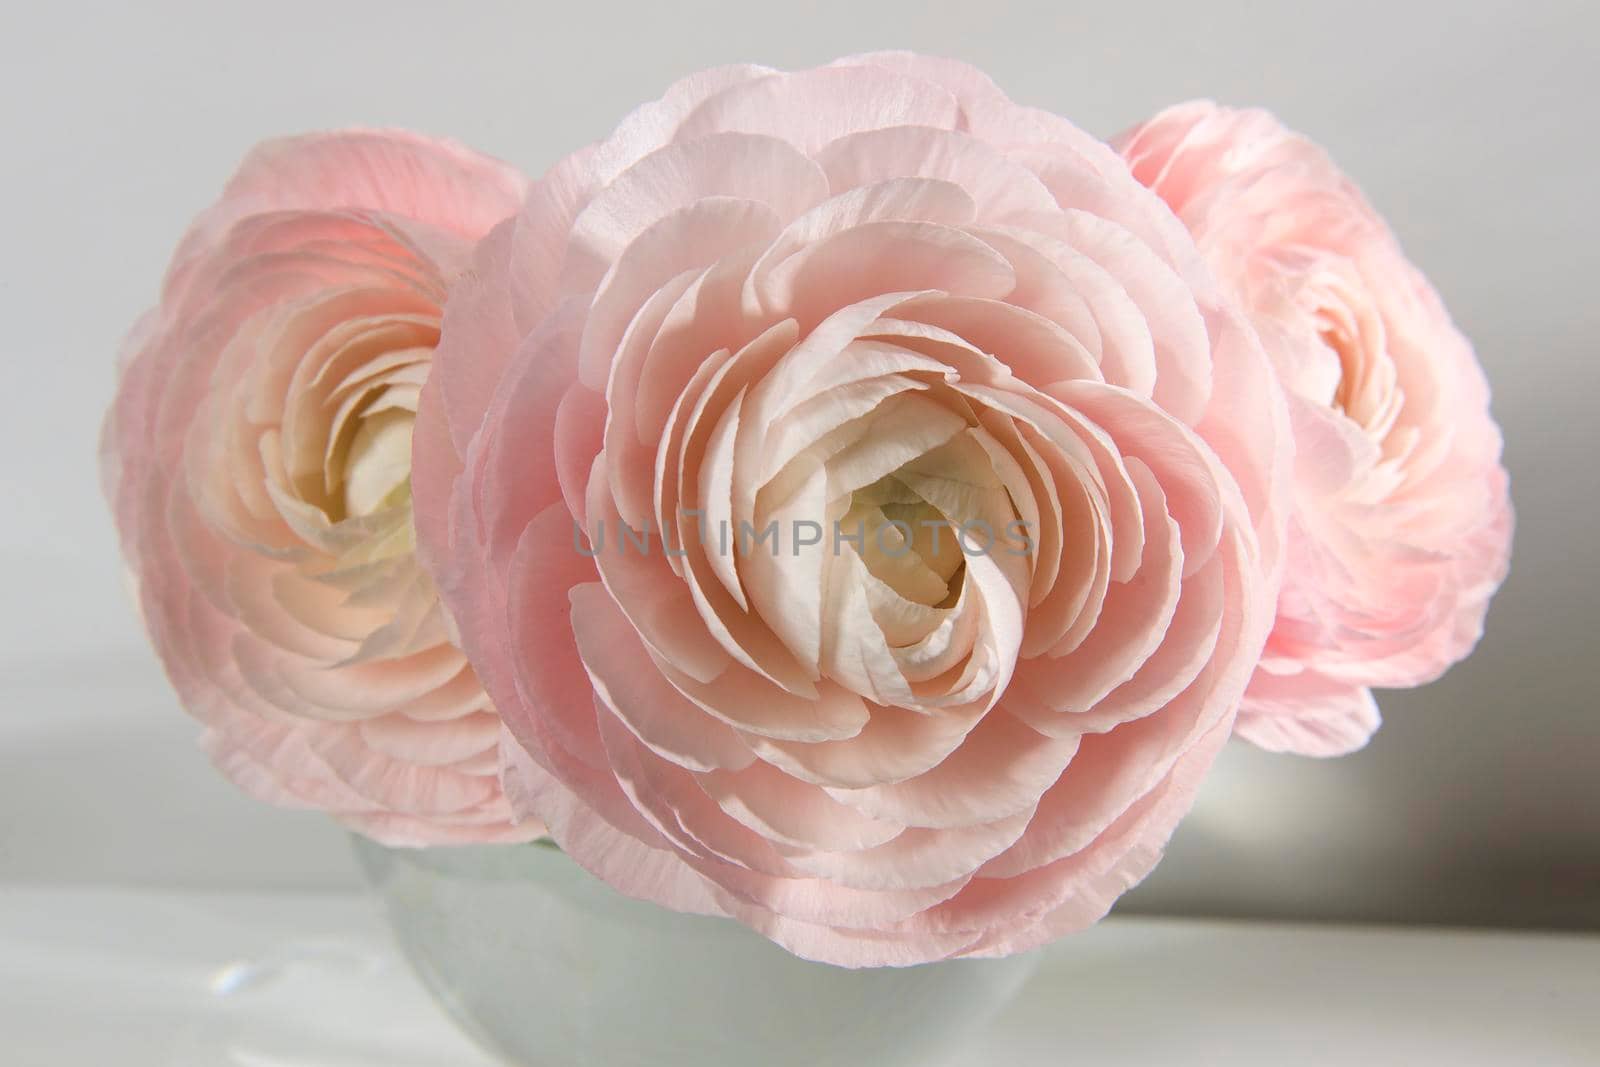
[1118,102,1512,756]
[103,129,542,844]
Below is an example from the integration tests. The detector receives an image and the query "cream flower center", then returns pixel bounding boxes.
[844,477,966,608]
[338,408,416,518]
[238,304,439,581]
[298,323,435,528]
[1303,271,1403,445]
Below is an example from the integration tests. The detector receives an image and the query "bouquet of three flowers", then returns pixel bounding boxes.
[105,53,1510,969]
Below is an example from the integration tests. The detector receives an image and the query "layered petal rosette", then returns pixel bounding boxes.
[418,55,1290,964]
[1118,103,1513,756]
[103,130,541,844]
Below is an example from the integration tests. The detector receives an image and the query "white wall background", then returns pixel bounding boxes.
[1,0,1594,929]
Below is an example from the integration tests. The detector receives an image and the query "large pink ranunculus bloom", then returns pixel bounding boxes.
[417,54,1290,965]
[1118,103,1513,757]
[103,130,543,845]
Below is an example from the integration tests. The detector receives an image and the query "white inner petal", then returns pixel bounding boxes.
[342,408,415,518]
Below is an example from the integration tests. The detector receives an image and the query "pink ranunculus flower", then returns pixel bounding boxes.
[1117,103,1513,757]
[103,130,544,845]
[416,54,1291,965]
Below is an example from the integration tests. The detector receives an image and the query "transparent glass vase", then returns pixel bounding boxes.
[354,837,1039,1067]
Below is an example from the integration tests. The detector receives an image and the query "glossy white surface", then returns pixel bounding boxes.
[2,886,1595,1066]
